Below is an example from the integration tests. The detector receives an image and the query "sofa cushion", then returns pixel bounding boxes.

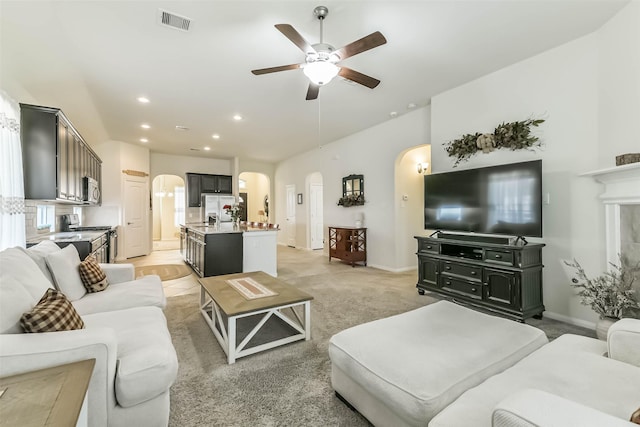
[45,245,87,301]
[78,256,109,293]
[329,301,548,426]
[71,275,166,316]
[83,306,178,407]
[430,334,640,427]
[23,241,61,285]
[0,247,54,334]
[20,288,85,332]
[492,389,638,427]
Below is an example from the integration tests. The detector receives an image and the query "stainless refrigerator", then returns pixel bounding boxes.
[202,194,236,223]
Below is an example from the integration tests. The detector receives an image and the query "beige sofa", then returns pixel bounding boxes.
[0,244,178,427]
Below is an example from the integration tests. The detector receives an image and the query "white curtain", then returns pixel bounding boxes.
[0,91,26,250]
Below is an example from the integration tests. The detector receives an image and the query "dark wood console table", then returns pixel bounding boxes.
[329,226,367,267]
[415,236,545,321]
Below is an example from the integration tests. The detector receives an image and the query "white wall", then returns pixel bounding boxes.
[429,2,639,326]
[597,1,640,166]
[150,152,231,179]
[275,106,430,269]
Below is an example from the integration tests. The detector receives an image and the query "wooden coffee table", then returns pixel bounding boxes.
[199,271,313,364]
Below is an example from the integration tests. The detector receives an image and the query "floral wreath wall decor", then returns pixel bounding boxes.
[444,118,545,167]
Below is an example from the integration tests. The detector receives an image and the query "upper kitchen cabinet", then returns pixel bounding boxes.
[202,174,232,194]
[186,173,233,207]
[20,104,102,204]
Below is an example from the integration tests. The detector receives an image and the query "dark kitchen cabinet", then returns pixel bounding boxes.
[20,104,101,204]
[186,173,202,207]
[186,173,233,207]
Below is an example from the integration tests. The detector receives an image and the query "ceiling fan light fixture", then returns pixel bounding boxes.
[303,61,339,86]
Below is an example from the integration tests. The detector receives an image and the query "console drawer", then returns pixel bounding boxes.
[440,276,483,300]
[418,240,439,254]
[485,249,514,265]
[440,261,481,281]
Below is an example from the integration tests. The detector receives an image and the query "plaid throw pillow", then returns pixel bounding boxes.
[20,289,84,333]
[78,255,109,293]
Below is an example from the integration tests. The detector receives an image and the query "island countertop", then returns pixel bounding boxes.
[182,222,279,235]
[181,222,279,277]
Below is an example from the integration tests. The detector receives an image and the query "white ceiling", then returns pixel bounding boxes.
[1,1,627,163]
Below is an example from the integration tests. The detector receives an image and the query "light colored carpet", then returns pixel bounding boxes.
[136,264,192,281]
[164,255,594,426]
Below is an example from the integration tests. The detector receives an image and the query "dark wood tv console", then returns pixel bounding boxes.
[415,236,545,322]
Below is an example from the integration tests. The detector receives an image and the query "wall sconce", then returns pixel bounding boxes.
[417,162,429,174]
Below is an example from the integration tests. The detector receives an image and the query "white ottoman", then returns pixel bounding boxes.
[328,301,548,427]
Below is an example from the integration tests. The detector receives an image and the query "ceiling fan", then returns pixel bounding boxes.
[251,5,387,100]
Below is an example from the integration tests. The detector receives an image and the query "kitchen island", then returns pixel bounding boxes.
[181,222,279,277]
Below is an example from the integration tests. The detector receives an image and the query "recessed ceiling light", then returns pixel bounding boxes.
[212,134,221,140]
[389,111,398,118]
[233,114,243,121]
[203,146,211,151]
[140,138,149,143]
[137,97,150,103]
[141,124,150,129]
[407,103,417,109]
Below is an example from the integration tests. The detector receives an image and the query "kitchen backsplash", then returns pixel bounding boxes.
[24,200,75,237]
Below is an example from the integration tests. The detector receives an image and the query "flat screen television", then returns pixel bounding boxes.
[424,160,542,237]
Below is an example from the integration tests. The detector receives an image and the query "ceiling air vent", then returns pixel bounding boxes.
[158,9,192,32]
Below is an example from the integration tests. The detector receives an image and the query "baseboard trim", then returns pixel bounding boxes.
[543,311,596,330]
[366,264,415,273]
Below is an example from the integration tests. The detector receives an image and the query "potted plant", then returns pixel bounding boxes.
[564,256,640,339]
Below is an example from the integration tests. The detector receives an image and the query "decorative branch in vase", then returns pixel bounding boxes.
[564,256,640,339]
[337,194,365,207]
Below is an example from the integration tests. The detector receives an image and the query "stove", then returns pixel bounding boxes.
[61,214,118,262]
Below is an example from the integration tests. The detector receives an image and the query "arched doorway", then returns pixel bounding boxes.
[395,144,431,268]
[152,174,185,251]
[238,172,271,223]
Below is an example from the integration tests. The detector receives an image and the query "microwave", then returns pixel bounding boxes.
[83,177,100,204]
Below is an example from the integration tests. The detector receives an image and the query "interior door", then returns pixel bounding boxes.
[310,183,324,249]
[124,176,148,258]
[285,185,296,247]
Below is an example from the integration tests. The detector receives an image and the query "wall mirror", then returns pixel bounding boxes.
[342,174,364,198]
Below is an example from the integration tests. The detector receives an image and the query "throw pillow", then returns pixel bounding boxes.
[45,245,87,301]
[631,407,640,424]
[24,241,61,286]
[20,288,84,333]
[78,256,109,293]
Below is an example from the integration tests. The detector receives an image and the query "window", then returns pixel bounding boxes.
[36,205,55,232]
[174,186,185,227]
[73,207,82,225]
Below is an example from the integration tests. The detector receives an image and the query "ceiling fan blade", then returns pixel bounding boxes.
[335,31,387,61]
[338,67,381,89]
[251,64,303,75]
[306,83,320,100]
[275,24,317,55]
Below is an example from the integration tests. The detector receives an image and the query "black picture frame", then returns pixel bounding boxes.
[297,193,303,204]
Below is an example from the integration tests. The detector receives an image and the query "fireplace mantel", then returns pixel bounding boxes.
[581,162,640,204]
[581,162,640,266]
